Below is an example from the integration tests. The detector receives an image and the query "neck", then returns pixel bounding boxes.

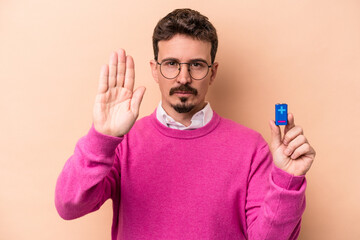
[161,102,206,127]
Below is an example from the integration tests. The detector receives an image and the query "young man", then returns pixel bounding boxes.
[55,9,315,239]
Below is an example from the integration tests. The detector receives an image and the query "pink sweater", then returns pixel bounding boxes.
[55,111,306,239]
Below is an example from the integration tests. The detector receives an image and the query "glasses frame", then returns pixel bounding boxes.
[156,59,213,80]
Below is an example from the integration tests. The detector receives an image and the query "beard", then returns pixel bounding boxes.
[169,85,198,113]
[171,98,195,113]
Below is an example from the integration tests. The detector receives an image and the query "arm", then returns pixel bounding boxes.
[55,49,146,219]
[246,144,306,240]
[55,126,123,219]
[246,114,315,239]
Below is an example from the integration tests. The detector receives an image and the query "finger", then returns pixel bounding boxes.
[124,55,135,91]
[269,120,282,150]
[284,113,295,136]
[283,125,304,146]
[283,134,307,157]
[289,143,313,160]
[116,49,126,87]
[97,64,109,94]
[108,52,118,88]
[130,86,146,116]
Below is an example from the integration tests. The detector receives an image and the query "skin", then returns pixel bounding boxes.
[93,35,315,176]
[269,114,316,176]
[150,34,219,126]
[93,49,146,137]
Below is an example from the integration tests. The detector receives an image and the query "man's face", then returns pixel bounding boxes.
[150,34,218,115]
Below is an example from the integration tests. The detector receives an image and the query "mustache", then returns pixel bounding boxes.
[169,85,198,96]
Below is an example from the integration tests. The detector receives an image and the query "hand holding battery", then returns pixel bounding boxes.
[269,109,316,176]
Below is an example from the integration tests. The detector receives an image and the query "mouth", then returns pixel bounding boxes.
[173,91,194,97]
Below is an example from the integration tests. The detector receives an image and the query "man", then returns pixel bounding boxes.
[55,8,315,240]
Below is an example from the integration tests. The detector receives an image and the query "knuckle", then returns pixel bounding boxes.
[312,147,316,157]
[283,135,291,144]
[296,125,303,134]
[299,135,307,143]
[290,151,298,159]
[304,143,311,152]
[287,141,295,150]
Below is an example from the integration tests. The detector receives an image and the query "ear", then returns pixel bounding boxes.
[209,62,219,85]
[150,59,159,83]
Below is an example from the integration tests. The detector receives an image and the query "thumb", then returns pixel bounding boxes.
[269,120,282,151]
[130,86,146,116]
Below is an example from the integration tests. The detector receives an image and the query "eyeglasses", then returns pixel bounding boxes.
[156,59,212,80]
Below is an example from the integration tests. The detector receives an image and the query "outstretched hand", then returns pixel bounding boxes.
[269,113,316,176]
[93,49,146,137]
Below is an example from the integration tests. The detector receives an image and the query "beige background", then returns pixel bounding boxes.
[1,0,359,239]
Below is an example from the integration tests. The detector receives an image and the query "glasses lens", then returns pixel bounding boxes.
[160,60,179,79]
[189,61,209,80]
[159,60,210,80]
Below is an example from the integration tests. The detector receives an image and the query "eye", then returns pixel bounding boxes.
[163,60,178,67]
[190,61,206,68]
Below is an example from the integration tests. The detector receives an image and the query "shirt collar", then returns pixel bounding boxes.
[156,101,213,130]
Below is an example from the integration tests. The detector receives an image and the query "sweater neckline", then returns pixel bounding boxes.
[150,109,221,139]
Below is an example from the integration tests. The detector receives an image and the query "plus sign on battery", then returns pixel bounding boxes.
[278,106,286,114]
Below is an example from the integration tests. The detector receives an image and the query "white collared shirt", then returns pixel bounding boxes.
[156,102,213,130]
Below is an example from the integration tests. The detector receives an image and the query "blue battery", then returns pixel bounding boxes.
[275,103,288,125]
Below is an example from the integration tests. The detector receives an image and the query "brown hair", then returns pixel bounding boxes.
[152,8,218,63]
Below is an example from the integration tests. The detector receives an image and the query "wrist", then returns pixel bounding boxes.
[93,123,125,138]
[88,124,124,153]
[271,165,305,191]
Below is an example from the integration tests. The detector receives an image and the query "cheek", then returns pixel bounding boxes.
[197,82,210,96]
[159,80,172,95]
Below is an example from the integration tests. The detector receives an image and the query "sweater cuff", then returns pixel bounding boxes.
[271,165,305,191]
[84,124,124,156]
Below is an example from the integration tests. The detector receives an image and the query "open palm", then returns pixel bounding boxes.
[93,49,146,137]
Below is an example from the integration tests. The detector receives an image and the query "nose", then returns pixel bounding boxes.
[176,63,192,84]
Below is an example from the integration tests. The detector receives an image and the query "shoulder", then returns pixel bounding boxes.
[217,114,260,137]
[128,113,155,135]
[133,113,153,127]
[117,113,156,149]
[216,114,268,148]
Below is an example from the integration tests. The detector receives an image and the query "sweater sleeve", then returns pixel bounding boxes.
[55,125,123,220]
[245,142,306,240]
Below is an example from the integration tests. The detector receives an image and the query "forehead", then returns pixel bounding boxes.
[158,34,211,61]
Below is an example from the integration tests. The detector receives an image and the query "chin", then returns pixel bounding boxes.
[171,101,195,113]
[166,95,203,113]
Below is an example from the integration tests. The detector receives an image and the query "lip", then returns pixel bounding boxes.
[174,91,193,96]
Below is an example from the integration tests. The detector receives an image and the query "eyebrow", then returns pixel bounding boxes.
[160,57,209,63]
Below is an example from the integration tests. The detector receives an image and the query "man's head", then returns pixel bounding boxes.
[150,9,219,117]
[152,8,218,64]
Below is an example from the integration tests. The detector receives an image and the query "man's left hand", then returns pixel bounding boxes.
[269,113,316,176]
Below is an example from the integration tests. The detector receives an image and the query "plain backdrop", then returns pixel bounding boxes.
[1,0,359,239]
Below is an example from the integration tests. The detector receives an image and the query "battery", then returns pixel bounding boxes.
[275,103,288,125]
